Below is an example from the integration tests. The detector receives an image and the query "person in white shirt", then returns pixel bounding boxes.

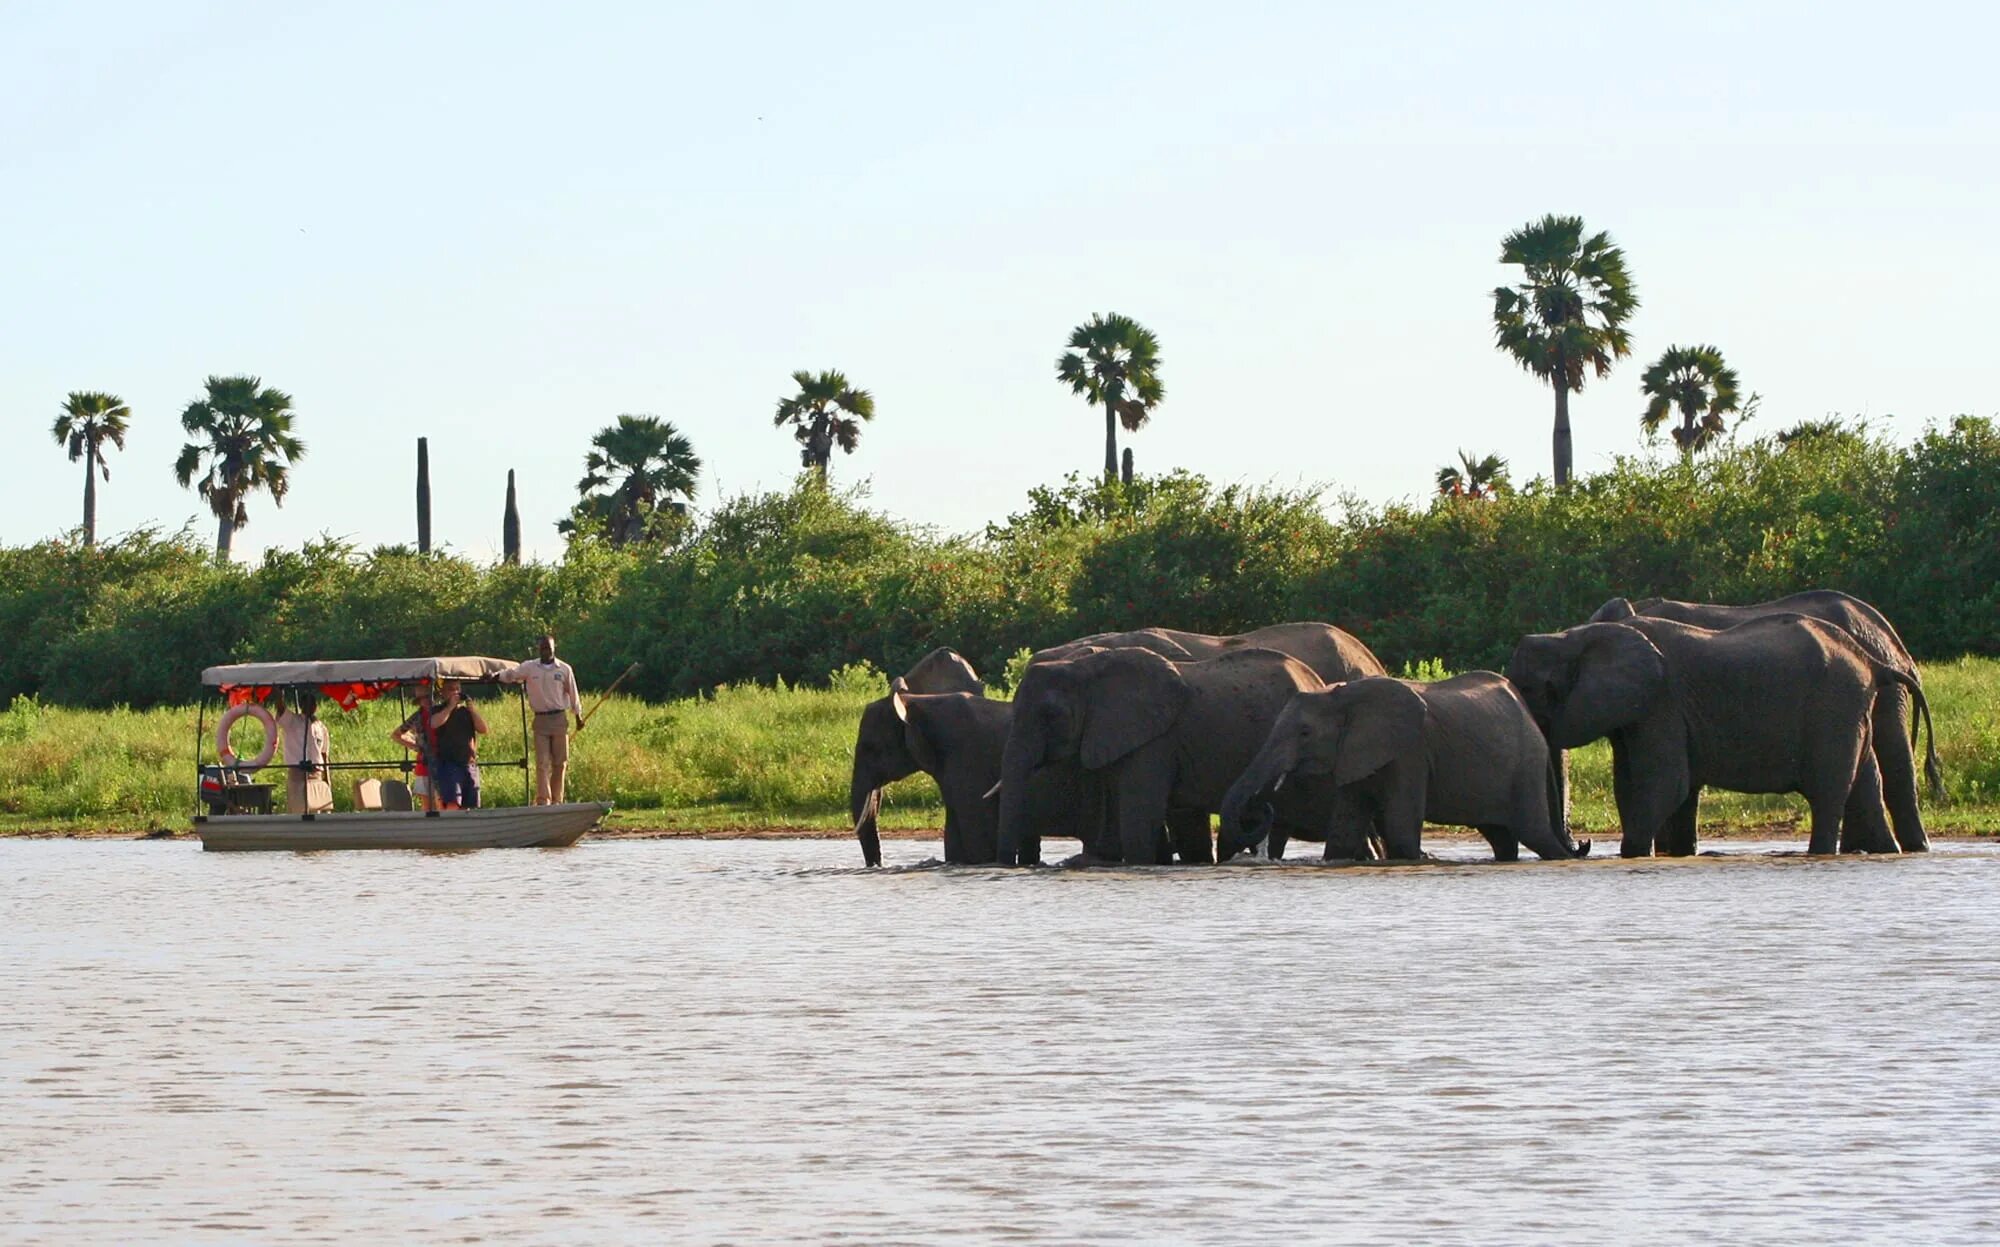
[275,689,333,813]
[497,634,585,804]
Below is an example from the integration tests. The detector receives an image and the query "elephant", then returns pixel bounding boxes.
[1036,622,1385,686]
[1589,590,1938,851]
[898,647,985,698]
[849,683,1102,866]
[1507,615,1932,857]
[1216,674,1582,863]
[995,646,1327,866]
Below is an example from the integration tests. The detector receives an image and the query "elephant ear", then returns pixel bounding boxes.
[899,698,942,774]
[1078,648,1191,770]
[1332,678,1427,787]
[1589,597,1637,623]
[1560,624,1668,746]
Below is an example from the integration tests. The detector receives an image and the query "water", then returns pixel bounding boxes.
[4,837,1998,1246]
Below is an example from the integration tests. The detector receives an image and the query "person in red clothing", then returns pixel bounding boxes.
[390,684,440,808]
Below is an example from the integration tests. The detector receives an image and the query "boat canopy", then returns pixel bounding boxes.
[201,656,519,688]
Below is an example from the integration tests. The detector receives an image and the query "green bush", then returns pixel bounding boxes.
[1,419,1995,709]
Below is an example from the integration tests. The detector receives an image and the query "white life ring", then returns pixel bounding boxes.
[217,702,278,769]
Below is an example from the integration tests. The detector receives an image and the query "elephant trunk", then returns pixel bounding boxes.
[995,732,1040,867]
[849,764,884,868]
[1218,737,1296,860]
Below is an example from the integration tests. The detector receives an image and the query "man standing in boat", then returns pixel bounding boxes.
[497,634,584,804]
[428,679,488,809]
[276,689,334,814]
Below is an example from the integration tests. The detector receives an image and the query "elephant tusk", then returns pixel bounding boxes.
[1271,773,1286,793]
[982,780,1002,800]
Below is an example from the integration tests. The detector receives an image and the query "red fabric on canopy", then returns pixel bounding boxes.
[222,681,401,709]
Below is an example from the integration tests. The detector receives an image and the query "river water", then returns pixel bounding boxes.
[4,837,1998,1245]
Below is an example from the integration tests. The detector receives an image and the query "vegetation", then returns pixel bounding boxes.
[172,374,305,560]
[1435,451,1511,499]
[1057,312,1164,482]
[560,414,702,545]
[773,369,874,479]
[51,391,131,547]
[1641,344,1743,454]
[2,418,1996,715]
[1492,214,1639,488]
[7,653,2000,836]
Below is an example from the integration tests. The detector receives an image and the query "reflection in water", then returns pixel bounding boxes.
[4,839,1999,1245]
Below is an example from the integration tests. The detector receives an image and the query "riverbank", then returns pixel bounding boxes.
[5,655,1997,839]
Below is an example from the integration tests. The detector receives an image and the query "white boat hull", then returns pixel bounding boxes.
[197,802,612,852]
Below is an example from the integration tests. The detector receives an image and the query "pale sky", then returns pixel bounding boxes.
[4,1,1995,562]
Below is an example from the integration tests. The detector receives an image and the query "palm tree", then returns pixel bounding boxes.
[773,370,874,480]
[561,414,701,545]
[1492,215,1640,488]
[1057,312,1164,482]
[1435,450,1512,499]
[51,391,131,547]
[172,375,305,560]
[1640,345,1742,455]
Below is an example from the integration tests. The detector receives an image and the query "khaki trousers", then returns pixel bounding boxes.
[287,771,333,814]
[532,713,571,804]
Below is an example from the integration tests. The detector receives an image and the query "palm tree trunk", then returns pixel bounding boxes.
[216,510,234,561]
[416,437,433,554]
[82,443,98,547]
[1101,380,1126,483]
[1551,349,1573,490]
[809,417,832,480]
[503,469,521,564]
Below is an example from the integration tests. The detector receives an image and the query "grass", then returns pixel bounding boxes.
[4,657,1999,838]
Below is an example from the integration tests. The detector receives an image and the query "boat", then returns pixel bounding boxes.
[198,802,610,852]
[193,654,612,852]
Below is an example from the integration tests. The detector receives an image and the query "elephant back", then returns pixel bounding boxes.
[898,647,985,696]
[1229,622,1386,683]
[1631,591,1918,680]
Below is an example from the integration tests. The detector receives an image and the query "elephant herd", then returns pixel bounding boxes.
[847,590,1941,866]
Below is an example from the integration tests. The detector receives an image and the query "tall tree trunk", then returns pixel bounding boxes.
[808,417,832,481]
[216,509,234,561]
[416,437,433,553]
[1551,348,1573,490]
[503,469,521,564]
[1121,447,1133,485]
[82,443,98,547]
[1103,402,1118,482]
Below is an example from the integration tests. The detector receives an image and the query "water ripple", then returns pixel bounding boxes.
[2,837,1997,1244]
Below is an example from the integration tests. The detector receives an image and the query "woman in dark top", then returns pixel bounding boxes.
[427,680,488,809]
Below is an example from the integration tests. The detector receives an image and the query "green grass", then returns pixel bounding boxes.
[5,657,1999,838]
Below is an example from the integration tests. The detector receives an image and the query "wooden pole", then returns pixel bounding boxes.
[580,663,642,725]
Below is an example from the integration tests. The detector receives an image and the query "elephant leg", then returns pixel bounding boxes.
[1110,750,1175,866]
[1870,688,1928,852]
[1168,808,1213,864]
[1478,828,1520,862]
[1376,769,1427,861]
[1611,741,1683,859]
[1657,790,1699,857]
[1839,748,1897,855]
[1319,788,1376,860]
[1806,720,1874,856]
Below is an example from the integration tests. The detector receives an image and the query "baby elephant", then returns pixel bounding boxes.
[1217,673,1582,863]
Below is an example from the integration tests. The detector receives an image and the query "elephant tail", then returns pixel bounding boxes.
[1877,666,1943,801]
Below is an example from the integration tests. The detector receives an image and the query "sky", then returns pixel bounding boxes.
[3,0,1996,562]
